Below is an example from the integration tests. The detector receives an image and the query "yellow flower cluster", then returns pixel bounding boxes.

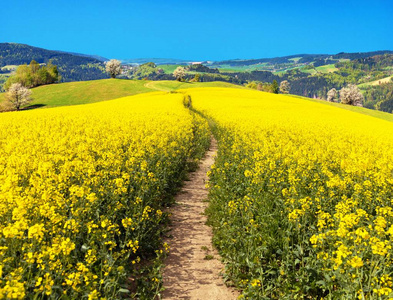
[190,88,393,299]
[0,92,209,299]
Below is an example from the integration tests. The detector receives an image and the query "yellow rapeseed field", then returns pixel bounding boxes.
[0,91,209,299]
[189,88,393,299]
[3,85,393,299]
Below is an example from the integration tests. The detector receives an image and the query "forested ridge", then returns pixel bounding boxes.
[0,43,108,84]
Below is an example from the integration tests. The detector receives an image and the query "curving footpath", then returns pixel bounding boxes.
[161,138,239,300]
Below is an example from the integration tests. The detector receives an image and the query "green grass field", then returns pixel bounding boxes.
[217,62,338,75]
[299,64,338,75]
[288,57,302,63]
[0,79,154,108]
[358,76,393,88]
[273,66,303,74]
[216,65,250,72]
[216,64,272,73]
[300,68,317,74]
[217,68,238,73]
[158,64,185,74]
[144,80,246,92]
[315,64,338,73]
[0,79,245,109]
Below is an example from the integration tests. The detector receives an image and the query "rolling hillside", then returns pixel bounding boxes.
[143,80,245,92]
[209,51,393,69]
[0,79,244,109]
[2,77,393,125]
[129,52,393,110]
[358,75,393,88]
[0,43,108,83]
[3,44,392,111]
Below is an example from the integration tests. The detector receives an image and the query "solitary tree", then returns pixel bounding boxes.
[5,83,32,111]
[340,84,364,106]
[327,88,338,102]
[194,74,201,82]
[271,80,279,94]
[105,59,122,78]
[173,67,186,81]
[246,81,258,89]
[279,80,290,94]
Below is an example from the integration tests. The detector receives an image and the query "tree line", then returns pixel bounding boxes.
[0,43,108,84]
[0,60,61,111]
[4,60,60,90]
[1,59,122,112]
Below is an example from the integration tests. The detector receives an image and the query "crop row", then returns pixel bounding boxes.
[0,92,209,299]
[191,88,393,299]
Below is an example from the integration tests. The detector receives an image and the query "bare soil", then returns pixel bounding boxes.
[161,138,239,300]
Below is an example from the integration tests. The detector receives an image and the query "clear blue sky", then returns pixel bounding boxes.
[1,0,392,61]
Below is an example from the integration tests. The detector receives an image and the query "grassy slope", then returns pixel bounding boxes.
[0,79,245,108]
[159,64,183,74]
[288,57,302,63]
[300,68,317,74]
[217,64,271,73]
[273,66,304,75]
[215,65,249,72]
[0,79,153,108]
[217,68,238,73]
[300,64,338,75]
[315,64,338,73]
[358,76,393,88]
[144,80,246,92]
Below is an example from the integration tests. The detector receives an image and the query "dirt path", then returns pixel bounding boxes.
[143,81,172,92]
[161,138,239,300]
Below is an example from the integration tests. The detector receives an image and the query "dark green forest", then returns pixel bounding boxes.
[0,43,108,85]
[4,60,60,90]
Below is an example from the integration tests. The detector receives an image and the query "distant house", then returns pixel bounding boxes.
[120,65,133,75]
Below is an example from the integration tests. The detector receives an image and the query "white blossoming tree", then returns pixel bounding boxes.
[105,59,122,78]
[327,88,338,102]
[340,84,364,106]
[279,80,290,94]
[173,67,186,81]
[5,83,33,111]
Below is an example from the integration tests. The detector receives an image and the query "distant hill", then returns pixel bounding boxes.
[211,51,393,67]
[54,50,108,62]
[210,54,323,66]
[332,51,393,60]
[0,43,108,82]
[121,58,193,65]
